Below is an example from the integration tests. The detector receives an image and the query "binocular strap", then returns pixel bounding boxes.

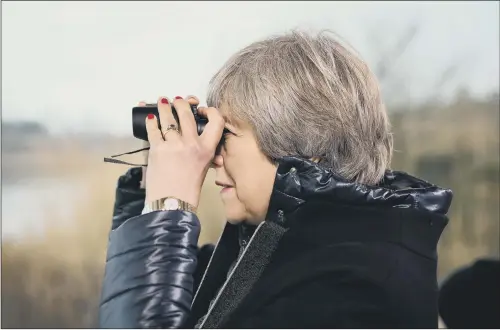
[103,147,150,167]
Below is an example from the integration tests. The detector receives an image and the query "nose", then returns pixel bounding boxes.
[211,154,224,168]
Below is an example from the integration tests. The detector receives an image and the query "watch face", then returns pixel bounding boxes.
[164,198,180,210]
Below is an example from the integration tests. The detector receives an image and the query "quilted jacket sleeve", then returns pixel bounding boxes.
[98,167,202,328]
[110,167,146,231]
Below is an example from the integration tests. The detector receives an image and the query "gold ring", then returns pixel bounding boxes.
[162,124,180,138]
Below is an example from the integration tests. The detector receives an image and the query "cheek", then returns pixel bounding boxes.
[221,131,277,220]
[223,152,253,200]
[224,152,252,197]
[226,152,275,218]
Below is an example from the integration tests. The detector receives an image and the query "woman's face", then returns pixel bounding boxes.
[212,111,277,225]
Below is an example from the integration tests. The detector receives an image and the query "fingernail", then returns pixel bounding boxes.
[161,98,169,104]
[147,113,154,120]
[175,96,183,100]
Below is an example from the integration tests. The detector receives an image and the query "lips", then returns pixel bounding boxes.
[215,181,234,188]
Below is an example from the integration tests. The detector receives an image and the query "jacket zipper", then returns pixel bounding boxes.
[197,221,266,328]
[191,227,226,307]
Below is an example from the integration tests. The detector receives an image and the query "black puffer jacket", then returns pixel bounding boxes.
[99,156,453,328]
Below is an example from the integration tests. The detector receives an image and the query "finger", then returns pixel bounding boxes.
[198,107,225,150]
[145,113,163,145]
[157,96,180,141]
[185,95,200,106]
[172,96,197,138]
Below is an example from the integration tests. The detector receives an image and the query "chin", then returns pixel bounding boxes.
[220,195,246,224]
[226,217,246,225]
[225,211,247,225]
[223,205,247,224]
[225,211,264,226]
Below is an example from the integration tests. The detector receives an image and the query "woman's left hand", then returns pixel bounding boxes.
[144,95,225,207]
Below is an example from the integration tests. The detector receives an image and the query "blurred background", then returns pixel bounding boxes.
[1,1,499,328]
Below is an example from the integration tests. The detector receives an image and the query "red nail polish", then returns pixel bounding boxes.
[147,113,154,120]
[161,98,169,104]
[175,96,183,100]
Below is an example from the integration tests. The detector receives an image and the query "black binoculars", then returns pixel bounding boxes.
[132,104,229,141]
[132,104,208,141]
[104,104,227,166]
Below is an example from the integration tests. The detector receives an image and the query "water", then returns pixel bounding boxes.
[1,178,87,242]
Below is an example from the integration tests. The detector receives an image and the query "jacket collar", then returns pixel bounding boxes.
[265,156,453,226]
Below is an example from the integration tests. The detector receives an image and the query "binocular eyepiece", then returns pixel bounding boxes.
[132,104,208,141]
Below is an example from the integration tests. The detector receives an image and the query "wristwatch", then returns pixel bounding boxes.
[142,197,197,215]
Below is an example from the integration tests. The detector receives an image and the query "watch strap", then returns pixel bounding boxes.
[144,197,197,214]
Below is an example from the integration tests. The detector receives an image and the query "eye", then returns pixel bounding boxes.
[221,133,230,146]
[223,128,235,138]
[220,129,234,148]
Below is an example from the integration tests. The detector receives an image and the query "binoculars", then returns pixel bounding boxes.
[132,104,208,141]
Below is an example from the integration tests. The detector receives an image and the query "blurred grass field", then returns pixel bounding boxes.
[1,142,227,328]
[1,95,499,328]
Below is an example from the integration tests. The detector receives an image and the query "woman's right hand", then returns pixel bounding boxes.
[137,96,201,189]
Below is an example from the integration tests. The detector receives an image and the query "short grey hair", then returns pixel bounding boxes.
[207,30,393,185]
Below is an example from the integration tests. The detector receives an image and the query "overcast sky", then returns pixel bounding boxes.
[2,1,499,135]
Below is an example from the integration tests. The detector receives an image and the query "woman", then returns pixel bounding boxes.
[99,31,453,328]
